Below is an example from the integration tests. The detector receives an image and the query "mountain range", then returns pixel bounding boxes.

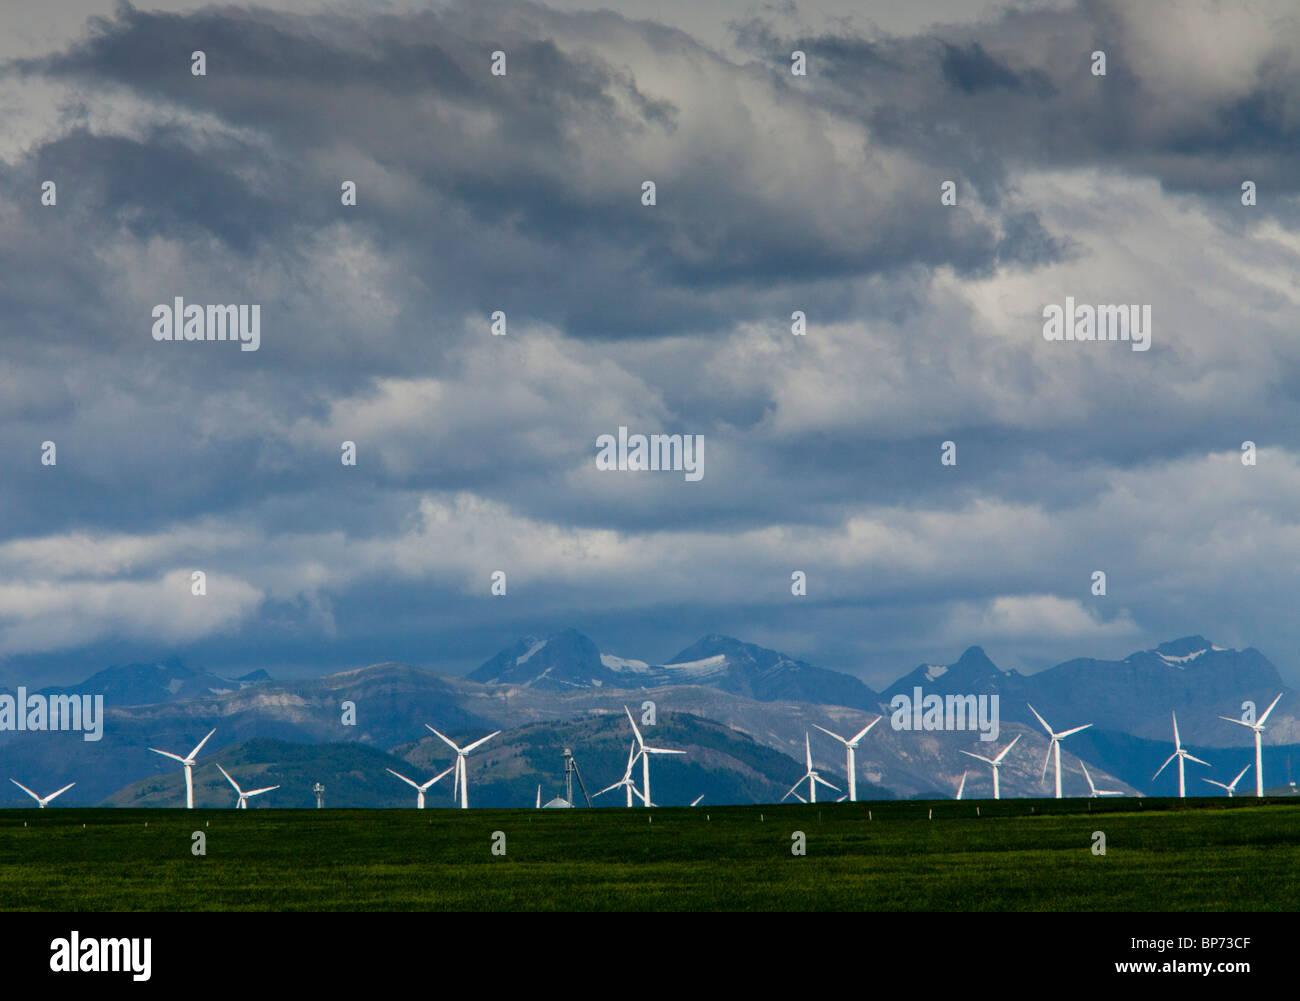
[2,631,1295,807]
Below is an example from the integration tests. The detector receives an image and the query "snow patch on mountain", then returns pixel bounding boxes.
[662,654,729,678]
[516,639,547,665]
[600,654,652,673]
[1158,648,1207,666]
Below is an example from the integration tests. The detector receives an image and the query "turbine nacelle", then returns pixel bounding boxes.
[147,728,216,809]
[426,725,500,808]
[386,765,455,809]
[10,778,75,808]
[622,706,684,807]
[216,763,280,809]
[782,732,840,804]
[1028,704,1091,799]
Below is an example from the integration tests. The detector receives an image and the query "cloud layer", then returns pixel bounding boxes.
[1,0,1299,687]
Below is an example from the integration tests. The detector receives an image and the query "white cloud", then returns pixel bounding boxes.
[943,594,1139,642]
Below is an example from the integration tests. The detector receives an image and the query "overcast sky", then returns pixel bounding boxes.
[2,0,1299,690]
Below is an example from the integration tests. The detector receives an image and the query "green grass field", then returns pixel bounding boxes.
[2,797,1297,911]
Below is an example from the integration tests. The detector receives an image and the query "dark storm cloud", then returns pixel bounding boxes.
[4,0,1057,345]
[741,1,1300,202]
[939,41,1056,96]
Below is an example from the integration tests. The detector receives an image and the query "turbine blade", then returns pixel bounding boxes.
[644,747,685,755]
[959,750,995,765]
[1041,743,1052,780]
[431,764,456,784]
[188,728,217,760]
[9,779,40,802]
[462,730,501,754]
[1184,754,1211,767]
[386,768,419,789]
[1153,753,1176,780]
[1258,693,1284,726]
[805,733,813,771]
[814,775,839,791]
[1080,761,1096,793]
[149,748,187,763]
[1056,723,1092,739]
[812,723,846,744]
[1217,715,1254,729]
[46,782,75,802]
[994,734,1022,763]
[216,763,242,793]
[1234,765,1253,785]
[624,706,645,747]
[246,786,279,796]
[425,725,463,753]
[1027,703,1053,736]
[1171,711,1181,749]
[850,717,882,744]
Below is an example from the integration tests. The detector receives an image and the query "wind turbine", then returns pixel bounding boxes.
[624,706,684,807]
[813,716,880,802]
[9,779,75,808]
[1027,705,1091,799]
[595,742,646,808]
[386,765,454,808]
[215,764,280,809]
[1218,694,1283,797]
[148,728,216,808]
[426,726,500,808]
[959,734,1021,800]
[1203,764,1252,798]
[782,733,840,804]
[1080,761,1123,798]
[1152,711,1209,797]
[955,771,967,801]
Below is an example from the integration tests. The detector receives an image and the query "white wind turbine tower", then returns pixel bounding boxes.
[1080,761,1122,798]
[959,734,1021,800]
[1152,711,1209,797]
[1027,705,1091,799]
[9,779,75,808]
[595,742,646,808]
[782,733,840,804]
[426,726,501,809]
[386,765,454,809]
[1218,693,1283,798]
[624,706,684,807]
[812,716,880,802]
[955,771,967,801]
[1203,764,1252,798]
[148,728,216,809]
[215,764,280,809]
